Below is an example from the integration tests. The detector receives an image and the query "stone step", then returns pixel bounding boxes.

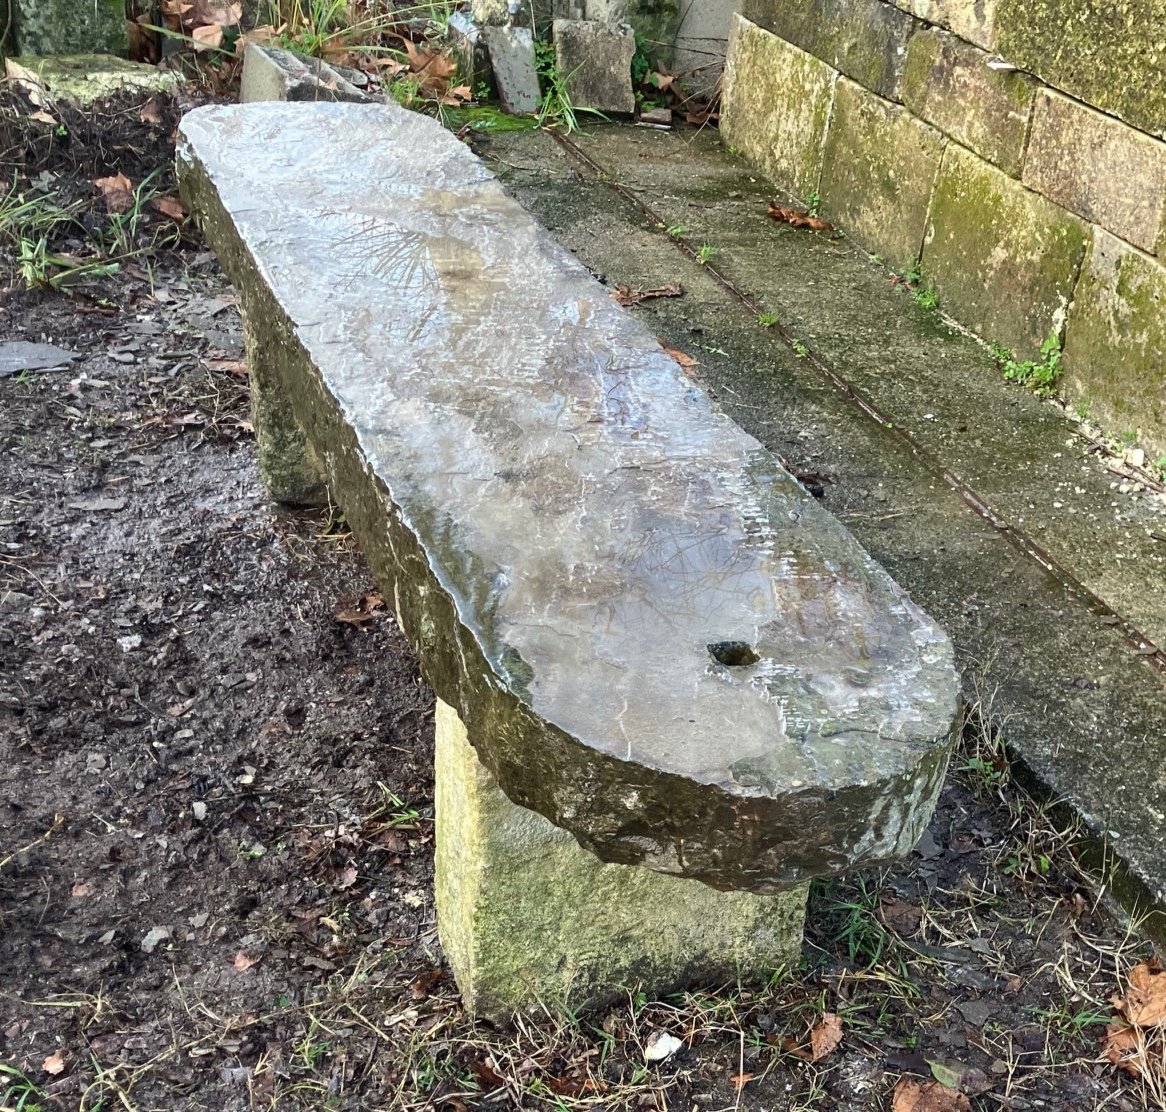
[480,123,1166,940]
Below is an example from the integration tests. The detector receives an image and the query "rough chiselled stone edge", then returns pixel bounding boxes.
[177,111,958,894]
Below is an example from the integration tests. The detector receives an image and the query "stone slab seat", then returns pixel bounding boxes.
[176,101,960,1013]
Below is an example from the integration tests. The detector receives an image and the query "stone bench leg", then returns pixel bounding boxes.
[434,699,809,1019]
[242,312,328,506]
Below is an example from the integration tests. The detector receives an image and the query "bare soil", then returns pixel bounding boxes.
[1,85,1161,1111]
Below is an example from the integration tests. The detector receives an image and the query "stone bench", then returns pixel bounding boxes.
[176,101,960,1018]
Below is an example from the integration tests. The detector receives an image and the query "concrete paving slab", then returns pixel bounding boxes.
[476,124,1166,940]
[563,126,1166,653]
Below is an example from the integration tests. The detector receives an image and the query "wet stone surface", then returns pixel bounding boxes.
[177,101,960,891]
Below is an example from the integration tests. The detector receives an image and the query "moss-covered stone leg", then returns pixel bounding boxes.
[434,699,808,1020]
[241,312,329,505]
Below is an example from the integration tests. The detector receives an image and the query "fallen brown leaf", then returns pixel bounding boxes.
[1114,959,1166,1027]
[767,202,833,233]
[410,966,443,1000]
[191,22,224,51]
[43,1051,65,1075]
[93,173,134,213]
[659,341,699,375]
[468,1058,505,1091]
[151,195,186,221]
[612,282,683,307]
[234,24,278,55]
[138,98,164,125]
[334,865,358,890]
[403,40,456,94]
[207,357,248,378]
[891,1078,970,1112]
[233,950,261,971]
[333,592,386,624]
[810,1012,843,1061]
[730,1072,754,1090]
[880,897,922,934]
[70,880,91,898]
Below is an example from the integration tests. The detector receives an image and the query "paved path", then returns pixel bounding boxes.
[483,123,1166,940]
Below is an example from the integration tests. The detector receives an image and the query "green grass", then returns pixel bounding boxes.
[992,333,1064,397]
[696,242,715,265]
[1,1063,45,1112]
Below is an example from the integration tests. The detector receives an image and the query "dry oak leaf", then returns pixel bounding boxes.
[767,202,833,233]
[333,592,386,624]
[403,40,456,93]
[191,22,224,50]
[1112,959,1166,1027]
[94,173,134,213]
[410,966,443,1000]
[810,1012,843,1061]
[891,1078,970,1112]
[43,1051,66,1075]
[613,282,683,307]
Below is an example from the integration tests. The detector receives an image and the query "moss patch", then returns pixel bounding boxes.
[901,29,1035,176]
[997,0,1166,138]
[1063,230,1166,458]
[819,78,946,273]
[742,0,918,101]
[921,143,1089,354]
[721,14,837,201]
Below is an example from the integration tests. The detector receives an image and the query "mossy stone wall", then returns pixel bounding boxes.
[722,0,1166,455]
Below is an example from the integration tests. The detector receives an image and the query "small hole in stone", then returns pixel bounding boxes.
[707,641,760,667]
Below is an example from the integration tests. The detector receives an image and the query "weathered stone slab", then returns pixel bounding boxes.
[886,0,997,49]
[1064,231,1166,458]
[178,101,958,892]
[820,78,945,272]
[239,44,370,104]
[901,29,1034,177]
[1022,90,1166,257]
[741,0,916,101]
[553,19,636,114]
[435,699,806,1018]
[922,143,1090,355]
[483,25,542,115]
[11,0,127,56]
[996,0,1166,140]
[722,15,837,203]
[5,54,178,106]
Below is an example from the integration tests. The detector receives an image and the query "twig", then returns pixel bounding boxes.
[0,813,64,873]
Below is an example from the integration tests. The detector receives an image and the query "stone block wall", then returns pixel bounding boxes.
[722,0,1166,457]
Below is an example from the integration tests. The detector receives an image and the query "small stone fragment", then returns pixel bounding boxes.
[240,43,370,104]
[644,1030,684,1061]
[192,801,207,822]
[639,106,672,126]
[0,341,78,377]
[5,55,177,106]
[140,926,172,954]
[554,19,636,114]
[482,25,541,115]
[85,752,107,772]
